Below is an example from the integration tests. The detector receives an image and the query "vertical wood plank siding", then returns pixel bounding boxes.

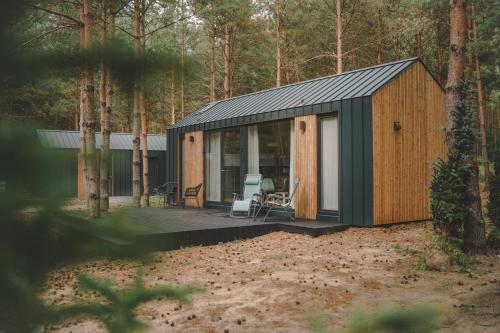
[372,62,446,225]
[294,115,318,219]
[182,131,204,207]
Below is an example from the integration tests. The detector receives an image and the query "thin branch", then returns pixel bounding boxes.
[22,24,79,46]
[143,15,192,38]
[112,0,131,15]
[23,3,83,26]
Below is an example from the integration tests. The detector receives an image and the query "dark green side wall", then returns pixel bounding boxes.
[112,150,167,196]
[166,128,179,188]
[48,149,78,197]
[338,96,373,226]
[47,149,166,198]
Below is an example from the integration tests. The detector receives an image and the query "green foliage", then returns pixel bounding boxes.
[487,150,500,229]
[307,311,330,333]
[56,271,203,333]
[487,228,500,249]
[487,149,500,249]
[0,124,199,332]
[430,94,476,242]
[430,157,468,238]
[307,305,442,333]
[434,235,470,271]
[343,305,441,333]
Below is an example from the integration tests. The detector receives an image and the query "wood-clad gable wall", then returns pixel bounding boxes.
[371,62,446,225]
[182,131,204,207]
[294,115,318,219]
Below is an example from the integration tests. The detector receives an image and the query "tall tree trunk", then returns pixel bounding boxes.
[223,22,233,99]
[139,0,149,207]
[209,22,216,102]
[275,0,282,87]
[283,28,291,84]
[180,0,186,117]
[79,3,88,203]
[335,0,342,73]
[395,38,401,60]
[170,71,176,124]
[100,1,114,212]
[471,3,490,190]
[81,0,100,218]
[132,0,143,208]
[446,0,486,254]
[376,8,383,64]
[415,31,422,57]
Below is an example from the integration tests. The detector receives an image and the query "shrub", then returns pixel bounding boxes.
[430,155,468,239]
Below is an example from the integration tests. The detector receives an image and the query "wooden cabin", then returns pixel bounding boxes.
[37,130,167,199]
[166,58,447,226]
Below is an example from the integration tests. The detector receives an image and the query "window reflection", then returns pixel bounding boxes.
[255,121,291,193]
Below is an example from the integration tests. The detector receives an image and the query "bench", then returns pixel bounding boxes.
[182,183,203,208]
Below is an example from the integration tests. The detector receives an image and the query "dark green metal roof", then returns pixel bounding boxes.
[170,58,419,131]
[37,130,166,151]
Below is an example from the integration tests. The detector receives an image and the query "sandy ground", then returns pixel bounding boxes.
[43,222,499,333]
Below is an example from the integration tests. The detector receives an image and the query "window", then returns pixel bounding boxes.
[248,120,291,193]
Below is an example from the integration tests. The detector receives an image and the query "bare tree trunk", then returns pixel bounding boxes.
[139,0,149,207]
[180,0,186,117]
[445,0,468,136]
[275,0,282,87]
[82,0,100,218]
[209,22,216,102]
[79,3,88,203]
[223,22,233,99]
[376,8,383,64]
[100,1,114,212]
[170,71,176,124]
[132,0,143,208]
[471,3,490,190]
[446,0,486,254]
[105,14,114,143]
[283,28,291,84]
[335,0,342,73]
[415,31,422,57]
[395,38,401,60]
[140,83,149,207]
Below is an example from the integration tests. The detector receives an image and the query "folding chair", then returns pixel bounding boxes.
[230,174,262,219]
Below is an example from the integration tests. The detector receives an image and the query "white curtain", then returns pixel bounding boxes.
[320,117,339,210]
[248,125,259,174]
[205,132,221,201]
[289,120,296,208]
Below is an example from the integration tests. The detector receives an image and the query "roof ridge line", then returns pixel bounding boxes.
[37,129,165,136]
[205,57,418,105]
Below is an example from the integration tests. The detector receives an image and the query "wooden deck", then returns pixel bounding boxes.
[106,208,348,251]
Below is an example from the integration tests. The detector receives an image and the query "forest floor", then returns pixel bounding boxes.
[43,220,499,333]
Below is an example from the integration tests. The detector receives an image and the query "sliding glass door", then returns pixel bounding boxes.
[320,116,339,211]
[222,128,241,202]
[204,131,221,202]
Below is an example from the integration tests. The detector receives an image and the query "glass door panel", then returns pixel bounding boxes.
[223,129,241,202]
[204,131,221,202]
[320,116,339,210]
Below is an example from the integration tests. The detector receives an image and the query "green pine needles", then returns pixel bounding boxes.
[55,272,203,333]
[487,150,500,247]
[0,124,202,332]
[431,91,477,242]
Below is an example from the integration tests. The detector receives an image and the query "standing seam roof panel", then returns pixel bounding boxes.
[169,58,418,130]
[335,65,397,101]
[351,62,410,98]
